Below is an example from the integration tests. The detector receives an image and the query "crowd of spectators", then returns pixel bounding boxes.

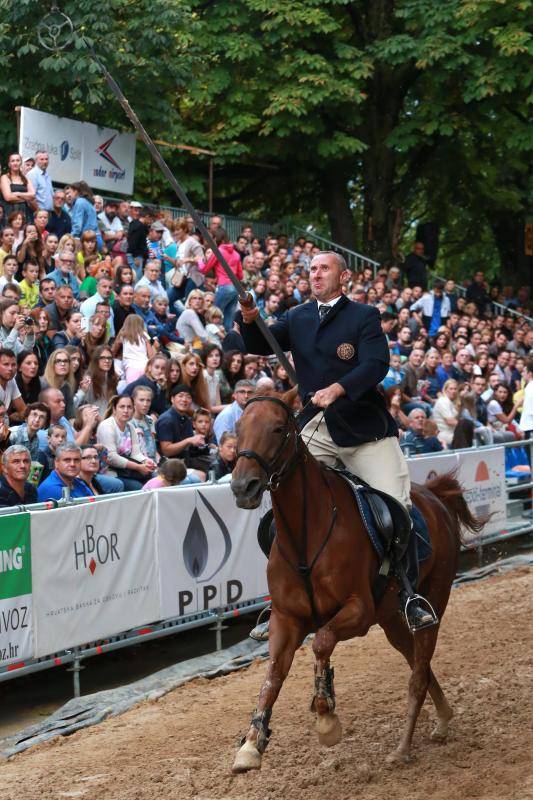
[0,149,531,507]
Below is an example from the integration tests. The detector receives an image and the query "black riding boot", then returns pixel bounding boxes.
[397,523,439,632]
[250,511,275,641]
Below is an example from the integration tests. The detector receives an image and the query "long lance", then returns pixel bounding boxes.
[37,7,297,384]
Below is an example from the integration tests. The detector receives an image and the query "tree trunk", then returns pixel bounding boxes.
[487,210,532,288]
[321,161,357,250]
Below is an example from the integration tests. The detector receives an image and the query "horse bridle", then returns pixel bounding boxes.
[236,396,302,491]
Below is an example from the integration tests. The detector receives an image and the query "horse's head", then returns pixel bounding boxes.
[231,387,299,509]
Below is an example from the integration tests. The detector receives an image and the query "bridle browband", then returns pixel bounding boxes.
[236,396,301,491]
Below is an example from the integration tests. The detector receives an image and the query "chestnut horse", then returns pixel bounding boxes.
[230,392,484,772]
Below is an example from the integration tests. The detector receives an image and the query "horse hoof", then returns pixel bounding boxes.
[316,713,342,747]
[430,727,448,743]
[232,740,262,772]
[385,750,411,766]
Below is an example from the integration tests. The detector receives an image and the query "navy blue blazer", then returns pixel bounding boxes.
[239,296,398,445]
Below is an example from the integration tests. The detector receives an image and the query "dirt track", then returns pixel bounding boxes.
[1,567,532,800]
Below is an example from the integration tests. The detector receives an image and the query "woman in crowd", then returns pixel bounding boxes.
[15,350,41,406]
[96,395,156,491]
[43,232,59,274]
[114,263,135,293]
[202,343,224,413]
[58,233,77,258]
[76,231,102,284]
[78,444,107,495]
[473,352,490,379]
[0,153,35,222]
[420,349,440,405]
[0,299,34,354]
[34,209,49,241]
[29,306,53,370]
[199,228,243,331]
[180,352,211,410]
[64,345,88,397]
[131,385,159,463]
[433,329,451,355]
[41,348,77,418]
[72,404,101,447]
[432,378,459,446]
[487,383,522,437]
[165,357,182,399]
[385,385,410,431]
[123,353,169,417]
[79,259,112,299]
[458,387,493,445]
[273,362,292,393]
[250,276,267,310]
[164,217,204,301]
[219,349,245,404]
[15,223,44,275]
[80,344,118,416]
[204,305,225,346]
[7,210,25,251]
[150,294,182,344]
[83,313,108,362]
[113,314,153,384]
[176,289,208,348]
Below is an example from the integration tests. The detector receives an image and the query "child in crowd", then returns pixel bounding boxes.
[204,306,225,346]
[0,255,20,292]
[187,407,217,473]
[19,261,40,308]
[142,457,200,490]
[131,385,158,463]
[36,422,67,481]
[9,402,50,460]
[114,314,154,384]
[212,431,237,481]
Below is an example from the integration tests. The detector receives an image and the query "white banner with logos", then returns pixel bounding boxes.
[407,446,507,543]
[0,513,33,666]
[157,485,269,619]
[19,106,136,195]
[31,493,159,658]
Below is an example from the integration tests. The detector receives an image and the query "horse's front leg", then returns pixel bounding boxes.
[311,594,373,747]
[232,610,304,772]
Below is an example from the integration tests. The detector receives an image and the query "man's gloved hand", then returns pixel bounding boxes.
[239,292,259,324]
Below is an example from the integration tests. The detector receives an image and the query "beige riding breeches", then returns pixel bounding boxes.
[300,416,412,511]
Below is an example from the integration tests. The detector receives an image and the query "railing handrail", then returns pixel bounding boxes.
[293,226,381,274]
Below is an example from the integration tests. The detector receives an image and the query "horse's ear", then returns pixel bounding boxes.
[281,385,299,408]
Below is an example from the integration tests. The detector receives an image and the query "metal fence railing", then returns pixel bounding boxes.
[292,226,381,277]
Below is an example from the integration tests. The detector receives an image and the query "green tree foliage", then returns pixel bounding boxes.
[0,0,530,281]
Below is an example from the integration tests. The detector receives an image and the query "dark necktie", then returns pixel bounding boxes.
[318,304,331,321]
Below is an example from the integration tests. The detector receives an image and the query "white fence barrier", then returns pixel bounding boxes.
[0,443,529,677]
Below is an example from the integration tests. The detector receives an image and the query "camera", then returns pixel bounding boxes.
[24,317,35,326]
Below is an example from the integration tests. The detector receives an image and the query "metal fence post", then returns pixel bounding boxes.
[209,608,227,652]
[67,648,84,698]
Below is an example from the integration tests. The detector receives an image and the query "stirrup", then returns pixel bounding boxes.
[250,605,271,642]
[402,594,439,633]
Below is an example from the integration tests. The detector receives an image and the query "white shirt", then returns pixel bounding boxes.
[0,378,21,409]
[317,295,342,314]
[519,381,533,432]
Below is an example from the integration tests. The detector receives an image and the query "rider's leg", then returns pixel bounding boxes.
[336,435,436,631]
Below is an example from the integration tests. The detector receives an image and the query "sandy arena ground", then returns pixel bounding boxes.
[1,567,531,800]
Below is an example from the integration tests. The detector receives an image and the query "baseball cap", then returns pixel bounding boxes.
[150,221,166,232]
[130,201,143,208]
[170,384,193,398]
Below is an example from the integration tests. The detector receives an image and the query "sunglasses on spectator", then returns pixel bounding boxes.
[55,358,70,364]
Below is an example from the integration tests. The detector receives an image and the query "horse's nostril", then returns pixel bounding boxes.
[231,476,262,498]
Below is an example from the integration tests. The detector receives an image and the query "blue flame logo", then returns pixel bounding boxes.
[60,140,69,161]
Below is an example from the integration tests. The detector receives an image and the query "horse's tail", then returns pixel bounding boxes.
[425,470,488,544]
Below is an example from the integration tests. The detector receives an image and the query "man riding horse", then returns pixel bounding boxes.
[238,251,437,634]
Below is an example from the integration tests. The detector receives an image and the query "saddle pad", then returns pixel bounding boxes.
[340,479,431,564]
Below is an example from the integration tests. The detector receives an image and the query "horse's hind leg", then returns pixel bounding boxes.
[232,611,304,773]
[381,615,451,762]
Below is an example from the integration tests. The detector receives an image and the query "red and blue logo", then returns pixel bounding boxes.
[95,134,122,170]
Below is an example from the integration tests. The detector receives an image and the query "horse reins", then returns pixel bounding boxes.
[236,396,337,625]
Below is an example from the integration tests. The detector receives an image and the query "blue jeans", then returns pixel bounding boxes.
[97,474,125,494]
[215,284,238,331]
